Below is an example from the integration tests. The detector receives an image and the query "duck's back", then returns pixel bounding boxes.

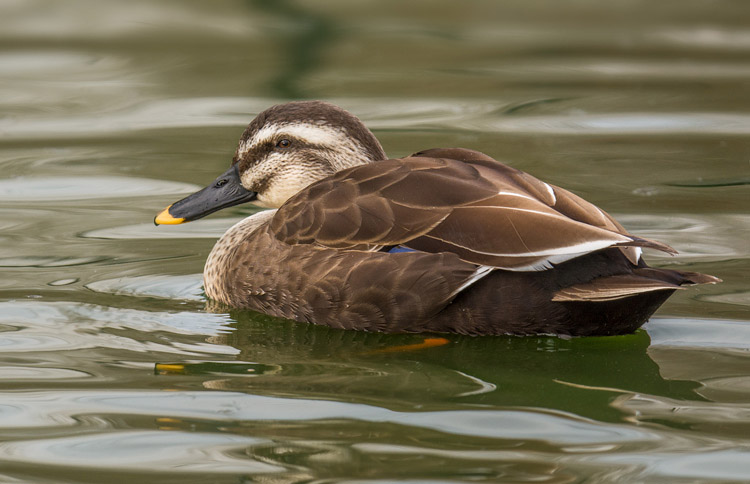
[271,149,673,268]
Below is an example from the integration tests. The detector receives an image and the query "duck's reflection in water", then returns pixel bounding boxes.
[168,308,704,423]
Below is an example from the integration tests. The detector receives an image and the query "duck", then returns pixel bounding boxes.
[154,100,720,336]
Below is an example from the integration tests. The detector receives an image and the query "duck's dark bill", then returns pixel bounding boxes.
[154,165,257,225]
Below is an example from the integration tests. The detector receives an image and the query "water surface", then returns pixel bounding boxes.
[1,1,749,482]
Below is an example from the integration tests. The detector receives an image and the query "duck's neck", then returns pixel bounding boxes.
[204,209,277,301]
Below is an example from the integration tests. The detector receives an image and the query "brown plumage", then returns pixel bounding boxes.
[155,101,720,336]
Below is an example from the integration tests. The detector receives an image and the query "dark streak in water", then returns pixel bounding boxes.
[502,97,573,115]
[665,178,750,188]
[247,0,336,99]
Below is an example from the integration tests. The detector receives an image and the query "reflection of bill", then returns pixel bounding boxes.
[155,361,281,376]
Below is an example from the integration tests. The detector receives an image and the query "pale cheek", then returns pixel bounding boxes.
[239,153,336,208]
[239,160,274,192]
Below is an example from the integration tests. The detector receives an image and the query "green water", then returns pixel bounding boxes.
[1,1,749,482]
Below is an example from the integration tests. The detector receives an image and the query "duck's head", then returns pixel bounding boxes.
[155,101,386,225]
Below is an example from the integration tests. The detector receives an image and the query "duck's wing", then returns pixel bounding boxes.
[416,149,657,266]
[270,149,674,271]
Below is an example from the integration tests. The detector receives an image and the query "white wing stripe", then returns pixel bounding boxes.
[468,205,563,217]
[503,251,591,272]
[543,182,557,204]
[450,265,494,298]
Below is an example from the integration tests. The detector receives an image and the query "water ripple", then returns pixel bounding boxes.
[0,430,281,474]
[0,301,234,354]
[0,367,90,383]
[83,217,243,240]
[0,176,198,202]
[647,318,750,349]
[85,274,204,301]
[599,448,750,482]
[0,256,106,268]
[6,95,750,140]
[5,388,742,482]
[615,213,749,260]
[0,390,658,445]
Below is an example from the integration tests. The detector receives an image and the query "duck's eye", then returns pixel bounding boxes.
[215,178,228,188]
[276,138,291,148]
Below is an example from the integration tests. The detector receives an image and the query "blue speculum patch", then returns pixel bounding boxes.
[386,246,416,254]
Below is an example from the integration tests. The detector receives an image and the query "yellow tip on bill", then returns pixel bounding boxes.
[154,205,185,225]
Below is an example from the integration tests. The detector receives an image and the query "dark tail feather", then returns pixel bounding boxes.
[552,268,721,302]
[634,267,722,286]
[672,270,722,285]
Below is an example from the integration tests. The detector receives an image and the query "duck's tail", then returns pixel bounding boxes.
[551,268,721,302]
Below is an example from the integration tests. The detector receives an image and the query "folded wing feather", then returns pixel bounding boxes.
[270,149,675,271]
